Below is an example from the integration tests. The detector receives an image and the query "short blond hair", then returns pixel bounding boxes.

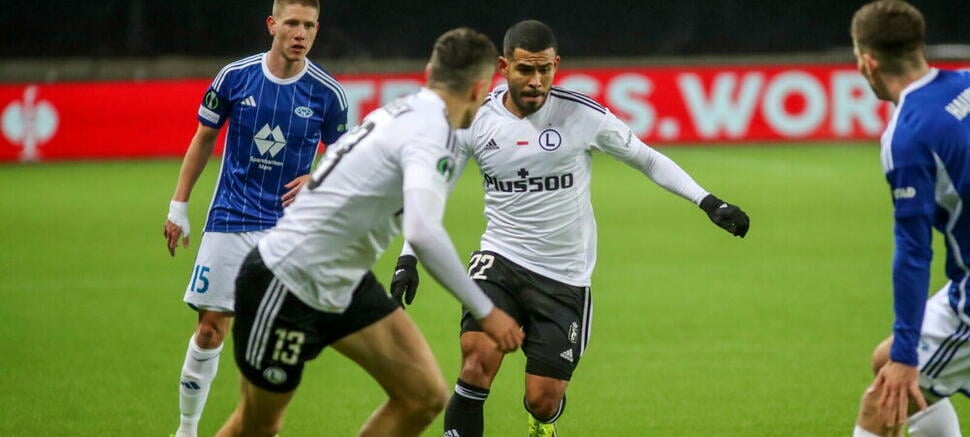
[272,0,320,17]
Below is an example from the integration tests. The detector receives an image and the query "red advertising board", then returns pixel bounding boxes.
[1,63,967,162]
[0,80,211,162]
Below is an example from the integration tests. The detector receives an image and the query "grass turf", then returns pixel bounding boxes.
[0,143,966,435]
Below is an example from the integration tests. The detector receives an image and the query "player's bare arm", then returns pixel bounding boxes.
[164,123,219,256]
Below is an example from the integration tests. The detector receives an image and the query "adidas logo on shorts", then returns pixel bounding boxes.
[560,348,574,363]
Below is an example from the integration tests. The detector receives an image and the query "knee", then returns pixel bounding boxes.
[458,350,500,388]
[870,337,893,375]
[426,384,449,416]
[459,358,489,385]
[423,374,449,413]
[856,384,890,436]
[195,316,228,348]
[397,372,448,422]
[400,383,448,426]
[525,390,562,420]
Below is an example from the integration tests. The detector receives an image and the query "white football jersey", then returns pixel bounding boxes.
[455,85,706,286]
[259,88,457,313]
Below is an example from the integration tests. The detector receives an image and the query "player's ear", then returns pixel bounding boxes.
[266,15,276,36]
[498,56,511,77]
[863,53,880,76]
[424,63,432,81]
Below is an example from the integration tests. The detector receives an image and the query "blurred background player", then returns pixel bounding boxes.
[214,27,523,437]
[390,19,750,437]
[161,1,347,436]
[850,1,970,436]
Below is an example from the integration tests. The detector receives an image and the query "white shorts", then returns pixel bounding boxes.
[183,231,268,313]
[917,282,970,398]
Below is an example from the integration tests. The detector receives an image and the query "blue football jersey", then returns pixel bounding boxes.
[881,68,970,365]
[196,52,348,232]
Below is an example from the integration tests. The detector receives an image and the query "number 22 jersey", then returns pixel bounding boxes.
[454,85,707,287]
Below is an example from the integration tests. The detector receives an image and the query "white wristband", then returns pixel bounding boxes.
[167,200,191,237]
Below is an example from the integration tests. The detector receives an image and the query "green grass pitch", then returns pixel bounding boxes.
[0,144,966,436]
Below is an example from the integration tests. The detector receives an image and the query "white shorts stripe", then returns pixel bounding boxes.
[934,332,970,378]
[916,285,970,396]
[245,277,277,363]
[252,283,287,368]
[580,287,592,356]
[246,279,285,367]
[957,276,970,327]
[923,324,970,378]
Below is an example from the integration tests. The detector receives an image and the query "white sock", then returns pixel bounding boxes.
[176,334,223,437]
[853,425,882,437]
[908,398,962,437]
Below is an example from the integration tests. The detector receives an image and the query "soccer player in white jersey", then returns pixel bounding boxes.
[850,2,970,436]
[161,1,348,436]
[390,20,750,437]
[212,28,523,437]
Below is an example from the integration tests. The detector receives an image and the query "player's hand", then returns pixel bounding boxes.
[389,255,420,307]
[164,200,191,257]
[282,174,311,207]
[699,194,750,238]
[477,308,524,353]
[872,360,927,430]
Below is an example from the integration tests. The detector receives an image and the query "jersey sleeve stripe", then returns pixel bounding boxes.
[307,65,348,110]
[212,54,262,92]
[446,127,456,153]
[880,112,899,172]
[549,90,607,114]
[551,86,606,111]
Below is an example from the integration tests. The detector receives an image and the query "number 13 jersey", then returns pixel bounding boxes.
[258,88,457,313]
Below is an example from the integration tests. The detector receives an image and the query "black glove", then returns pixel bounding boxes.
[699,194,750,238]
[390,255,420,307]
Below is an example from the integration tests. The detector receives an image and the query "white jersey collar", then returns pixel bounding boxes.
[898,68,939,103]
[417,87,447,110]
[260,52,309,85]
[417,87,449,125]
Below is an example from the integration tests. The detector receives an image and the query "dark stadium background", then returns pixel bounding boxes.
[3,1,970,435]
[2,0,968,59]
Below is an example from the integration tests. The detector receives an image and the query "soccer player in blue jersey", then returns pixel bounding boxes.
[161,1,347,436]
[850,2,970,436]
